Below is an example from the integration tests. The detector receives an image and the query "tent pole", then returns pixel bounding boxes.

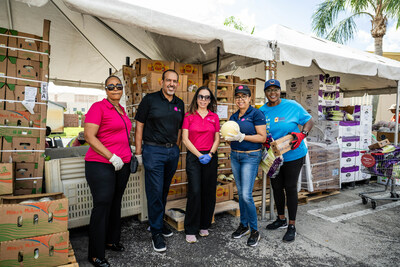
[395,80,400,146]
[6,0,13,29]
[50,0,118,71]
[214,47,220,97]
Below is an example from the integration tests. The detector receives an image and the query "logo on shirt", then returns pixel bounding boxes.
[274,117,285,122]
[174,107,181,112]
[241,118,245,121]
[207,118,215,123]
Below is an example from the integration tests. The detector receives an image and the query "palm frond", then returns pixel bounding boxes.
[326,15,358,44]
[350,0,371,13]
[311,0,347,37]
[384,0,400,28]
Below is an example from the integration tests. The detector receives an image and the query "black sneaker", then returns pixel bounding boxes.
[247,229,260,247]
[283,224,296,243]
[266,217,288,230]
[231,223,250,239]
[152,233,166,252]
[162,225,173,237]
[88,257,110,267]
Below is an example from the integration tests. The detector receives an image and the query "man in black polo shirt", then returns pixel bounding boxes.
[135,69,184,252]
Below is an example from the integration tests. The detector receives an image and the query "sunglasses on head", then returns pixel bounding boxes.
[106,84,123,91]
[197,95,211,101]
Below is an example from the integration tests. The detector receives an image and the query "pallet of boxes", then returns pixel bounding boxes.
[0,21,74,267]
[286,75,373,197]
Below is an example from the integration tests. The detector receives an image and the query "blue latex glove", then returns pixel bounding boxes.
[199,154,212,164]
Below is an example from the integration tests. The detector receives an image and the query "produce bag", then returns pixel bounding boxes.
[259,147,283,178]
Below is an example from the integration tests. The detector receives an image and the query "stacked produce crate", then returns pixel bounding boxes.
[0,192,70,266]
[286,75,372,187]
[123,59,190,201]
[205,74,260,202]
[0,20,50,196]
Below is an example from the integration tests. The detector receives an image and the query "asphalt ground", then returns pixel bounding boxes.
[70,182,400,267]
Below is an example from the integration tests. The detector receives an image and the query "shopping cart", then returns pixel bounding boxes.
[360,148,400,209]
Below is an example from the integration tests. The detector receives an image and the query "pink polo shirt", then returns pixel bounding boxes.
[84,99,132,164]
[182,111,220,151]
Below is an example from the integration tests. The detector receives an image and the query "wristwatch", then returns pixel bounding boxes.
[210,152,215,157]
[301,130,309,136]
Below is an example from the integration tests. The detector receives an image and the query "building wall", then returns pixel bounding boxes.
[48,92,106,114]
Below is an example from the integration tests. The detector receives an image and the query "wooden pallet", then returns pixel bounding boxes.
[164,199,240,231]
[58,242,79,267]
[298,190,340,203]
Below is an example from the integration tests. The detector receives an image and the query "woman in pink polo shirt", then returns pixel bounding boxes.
[84,75,132,267]
[182,86,220,243]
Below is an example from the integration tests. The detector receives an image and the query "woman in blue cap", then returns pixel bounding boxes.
[226,85,266,247]
[259,79,314,243]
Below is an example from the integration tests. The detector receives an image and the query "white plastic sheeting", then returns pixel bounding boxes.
[2,0,400,90]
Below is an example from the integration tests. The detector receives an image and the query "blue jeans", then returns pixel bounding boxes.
[230,150,262,231]
[142,144,180,235]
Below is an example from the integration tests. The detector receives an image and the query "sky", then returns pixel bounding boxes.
[122,0,400,52]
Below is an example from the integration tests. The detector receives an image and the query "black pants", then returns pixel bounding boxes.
[270,156,304,221]
[85,161,130,259]
[184,151,218,235]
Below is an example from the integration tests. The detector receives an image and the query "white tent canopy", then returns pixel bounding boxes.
[1,0,400,93]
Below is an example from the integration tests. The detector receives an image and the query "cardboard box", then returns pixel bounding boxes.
[1,136,45,163]
[7,58,41,87]
[0,83,6,107]
[286,92,301,103]
[0,56,7,84]
[186,92,196,103]
[5,85,43,113]
[134,58,174,75]
[0,163,13,196]
[376,131,399,143]
[0,28,7,56]
[0,193,68,241]
[302,75,325,92]
[15,161,44,179]
[0,231,69,266]
[286,78,303,94]
[171,172,182,184]
[0,107,47,129]
[16,32,42,61]
[139,72,162,91]
[187,78,203,92]
[167,184,187,201]
[7,30,18,58]
[14,178,43,195]
[216,181,233,203]
[270,134,294,156]
[174,62,202,80]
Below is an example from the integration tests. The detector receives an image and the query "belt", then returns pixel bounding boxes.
[144,141,175,148]
[231,149,261,153]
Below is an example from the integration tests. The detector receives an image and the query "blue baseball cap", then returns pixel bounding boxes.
[264,79,281,90]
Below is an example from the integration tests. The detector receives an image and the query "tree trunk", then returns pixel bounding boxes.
[374,37,383,56]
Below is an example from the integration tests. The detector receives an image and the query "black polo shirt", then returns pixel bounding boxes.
[135,89,185,144]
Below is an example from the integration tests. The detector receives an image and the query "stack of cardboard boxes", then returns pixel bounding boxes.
[123,59,261,203]
[286,75,373,187]
[0,192,69,266]
[0,21,49,196]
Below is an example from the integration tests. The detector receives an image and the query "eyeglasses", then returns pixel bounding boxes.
[106,84,123,91]
[197,95,211,101]
[235,95,248,101]
[265,88,280,93]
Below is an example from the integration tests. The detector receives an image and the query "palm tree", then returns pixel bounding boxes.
[312,0,400,56]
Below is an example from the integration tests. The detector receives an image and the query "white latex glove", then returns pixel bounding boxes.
[109,154,124,171]
[226,132,245,142]
[135,154,143,165]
